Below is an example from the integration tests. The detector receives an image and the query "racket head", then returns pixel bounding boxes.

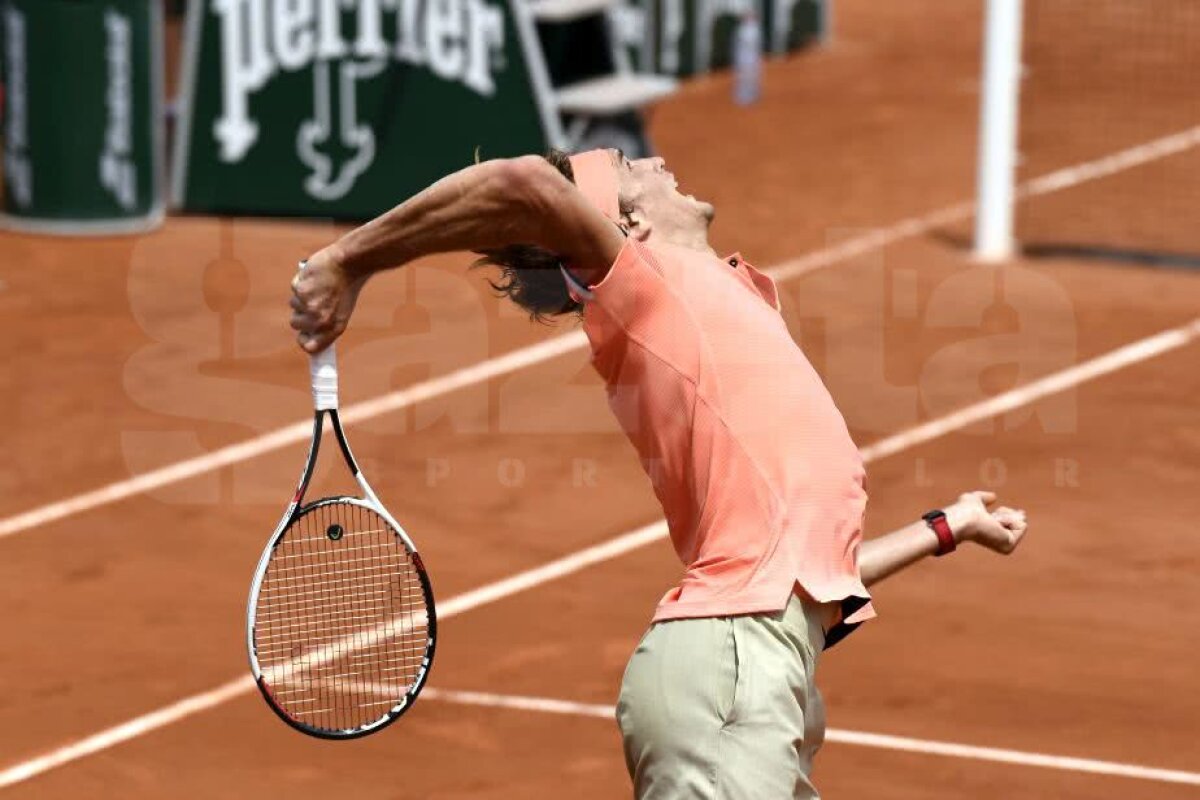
[247,496,436,740]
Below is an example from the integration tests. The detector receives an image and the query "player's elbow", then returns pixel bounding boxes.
[499,155,572,217]
[477,156,572,248]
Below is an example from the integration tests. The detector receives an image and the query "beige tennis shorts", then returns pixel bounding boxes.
[615,592,832,800]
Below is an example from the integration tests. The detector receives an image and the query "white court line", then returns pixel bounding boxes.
[859,317,1200,462]
[3,319,1200,789]
[0,676,256,789]
[425,687,615,719]
[416,688,1200,787]
[0,333,587,541]
[2,123,1199,542]
[1019,126,1200,200]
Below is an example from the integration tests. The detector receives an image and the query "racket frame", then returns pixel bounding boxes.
[246,345,436,740]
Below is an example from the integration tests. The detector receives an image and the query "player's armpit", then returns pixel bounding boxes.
[502,156,626,285]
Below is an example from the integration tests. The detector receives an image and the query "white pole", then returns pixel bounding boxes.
[974,0,1024,262]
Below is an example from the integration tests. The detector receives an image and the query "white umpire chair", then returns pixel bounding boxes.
[514,0,678,155]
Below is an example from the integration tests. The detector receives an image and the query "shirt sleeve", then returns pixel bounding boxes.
[586,238,668,323]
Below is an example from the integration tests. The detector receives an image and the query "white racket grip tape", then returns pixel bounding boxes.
[310,346,339,410]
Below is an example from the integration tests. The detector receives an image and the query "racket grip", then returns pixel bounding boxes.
[310,345,339,410]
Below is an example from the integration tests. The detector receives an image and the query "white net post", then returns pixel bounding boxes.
[973,0,1025,262]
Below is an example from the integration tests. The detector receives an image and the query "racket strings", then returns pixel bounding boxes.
[253,501,430,732]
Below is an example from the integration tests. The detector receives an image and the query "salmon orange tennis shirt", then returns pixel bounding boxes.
[565,239,875,645]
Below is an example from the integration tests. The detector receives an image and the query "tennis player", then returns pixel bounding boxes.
[289,150,1029,798]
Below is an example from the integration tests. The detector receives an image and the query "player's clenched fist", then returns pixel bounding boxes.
[289,243,366,354]
[945,490,1029,555]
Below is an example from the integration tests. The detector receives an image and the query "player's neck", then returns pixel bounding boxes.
[645,226,716,256]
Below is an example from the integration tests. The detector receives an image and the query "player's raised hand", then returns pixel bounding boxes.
[945,490,1028,555]
[289,244,367,354]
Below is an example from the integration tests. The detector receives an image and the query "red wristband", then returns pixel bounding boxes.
[923,510,956,557]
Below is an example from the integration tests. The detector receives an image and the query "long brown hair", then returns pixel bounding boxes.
[473,150,583,322]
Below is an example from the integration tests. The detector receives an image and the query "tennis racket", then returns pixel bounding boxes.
[247,343,436,739]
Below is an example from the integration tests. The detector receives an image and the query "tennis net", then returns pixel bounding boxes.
[1016,0,1200,261]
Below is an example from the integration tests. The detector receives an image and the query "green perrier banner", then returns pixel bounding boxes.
[1,0,164,234]
[173,0,554,219]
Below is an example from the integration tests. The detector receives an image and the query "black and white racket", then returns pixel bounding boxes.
[247,344,436,739]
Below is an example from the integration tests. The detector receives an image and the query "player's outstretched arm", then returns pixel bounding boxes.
[289,156,624,353]
[858,491,1028,587]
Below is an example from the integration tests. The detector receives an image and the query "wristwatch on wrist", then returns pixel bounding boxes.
[923,509,957,557]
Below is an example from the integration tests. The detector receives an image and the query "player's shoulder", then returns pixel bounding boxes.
[587,239,743,308]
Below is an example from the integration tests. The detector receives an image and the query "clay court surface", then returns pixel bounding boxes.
[2,1,1199,797]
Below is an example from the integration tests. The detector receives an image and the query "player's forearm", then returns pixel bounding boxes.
[328,157,566,277]
[858,520,940,587]
[858,505,973,587]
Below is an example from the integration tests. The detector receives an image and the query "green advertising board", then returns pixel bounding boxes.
[173,0,559,219]
[1,0,165,234]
